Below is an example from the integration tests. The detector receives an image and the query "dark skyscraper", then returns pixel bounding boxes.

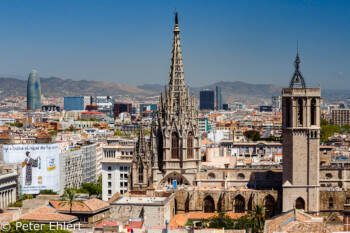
[27,70,42,110]
[200,89,214,110]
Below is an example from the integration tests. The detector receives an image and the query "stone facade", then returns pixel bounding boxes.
[131,13,201,190]
[282,54,321,214]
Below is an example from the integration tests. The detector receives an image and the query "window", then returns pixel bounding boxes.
[120,182,123,187]
[329,197,334,208]
[124,174,128,179]
[120,190,124,194]
[203,196,215,213]
[208,173,216,179]
[234,195,245,213]
[120,174,123,179]
[187,132,194,159]
[138,164,144,183]
[297,98,303,126]
[311,99,316,125]
[108,166,111,171]
[79,217,88,223]
[171,132,179,159]
[124,182,127,187]
[108,182,111,188]
[295,197,305,210]
[108,190,112,195]
[238,173,245,180]
[326,173,332,179]
[265,195,275,218]
[108,174,112,180]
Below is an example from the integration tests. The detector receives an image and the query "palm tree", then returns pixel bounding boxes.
[250,204,266,232]
[59,189,84,214]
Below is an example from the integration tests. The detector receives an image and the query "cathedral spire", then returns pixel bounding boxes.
[289,48,306,88]
[168,11,186,114]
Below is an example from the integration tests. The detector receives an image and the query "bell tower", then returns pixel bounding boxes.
[282,52,321,214]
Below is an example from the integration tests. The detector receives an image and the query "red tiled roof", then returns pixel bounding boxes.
[0,132,11,139]
[50,198,109,213]
[95,221,119,229]
[124,221,143,229]
[169,212,245,227]
[20,206,77,223]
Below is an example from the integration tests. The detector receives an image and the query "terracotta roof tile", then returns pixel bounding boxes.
[50,198,109,213]
[169,212,245,227]
[20,206,77,223]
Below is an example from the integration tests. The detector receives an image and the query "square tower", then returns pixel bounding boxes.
[282,53,321,214]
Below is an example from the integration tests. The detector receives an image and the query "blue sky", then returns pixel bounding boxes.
[0,0,349,89]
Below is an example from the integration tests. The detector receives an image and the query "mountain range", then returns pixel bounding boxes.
[0,77,349,104]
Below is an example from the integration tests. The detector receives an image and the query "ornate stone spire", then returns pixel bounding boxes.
[289,48,306,88]
[168,11,186,114]
[135,124,146,156]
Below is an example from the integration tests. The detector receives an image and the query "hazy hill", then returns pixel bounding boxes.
[0,77,155,98]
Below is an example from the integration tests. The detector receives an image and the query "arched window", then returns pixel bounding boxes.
[208,173,216,179]
[203,195,215,213]
[295,197,305,210]
[138,164,144,183]
[171,132,179,159]
[346,197,350,204]
[238,173,245,180]
[326,173,332,179]
[311,99,316,126]
[248,196,253,212]
[329,197,334,208]
[297,98,303,126]
[185,195,190,213]
[234,195,245,213]
[187,132,194,159]
[285,98,291,127]
[265,195,275,218]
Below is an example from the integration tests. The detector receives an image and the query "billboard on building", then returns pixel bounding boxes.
[3,144,60,194]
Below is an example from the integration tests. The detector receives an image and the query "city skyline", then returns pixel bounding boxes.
[0,0,349,90]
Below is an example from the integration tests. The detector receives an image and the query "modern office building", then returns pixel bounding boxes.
[139,103,157,114]
[331,109,350,127]
[59,149,84,195]
[42,105,60,112]
[114,103,132,117]
[64,96,92,111]
[27,70,42,110]
[216,86,223,110]
[200,89,215,110]
[95,96,114,117]
[101,138,135,201]
[80,143,97,183]
[259,105,273,112]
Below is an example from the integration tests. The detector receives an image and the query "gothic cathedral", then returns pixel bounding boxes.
[130,13,201,191]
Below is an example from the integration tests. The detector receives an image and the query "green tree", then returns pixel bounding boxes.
[48,130,57,136]
[79,183,102,196]
[250,205,266,232]
[244,130,261,141]
[207,211,235,229]
[39,189,58,195]
[59,189,83,214]
[320,124,340,143]
[144,129,151,135]
[234,215,251,230]
[114,130,123,136]
[341,124,350,134]
[321,118,329,126]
